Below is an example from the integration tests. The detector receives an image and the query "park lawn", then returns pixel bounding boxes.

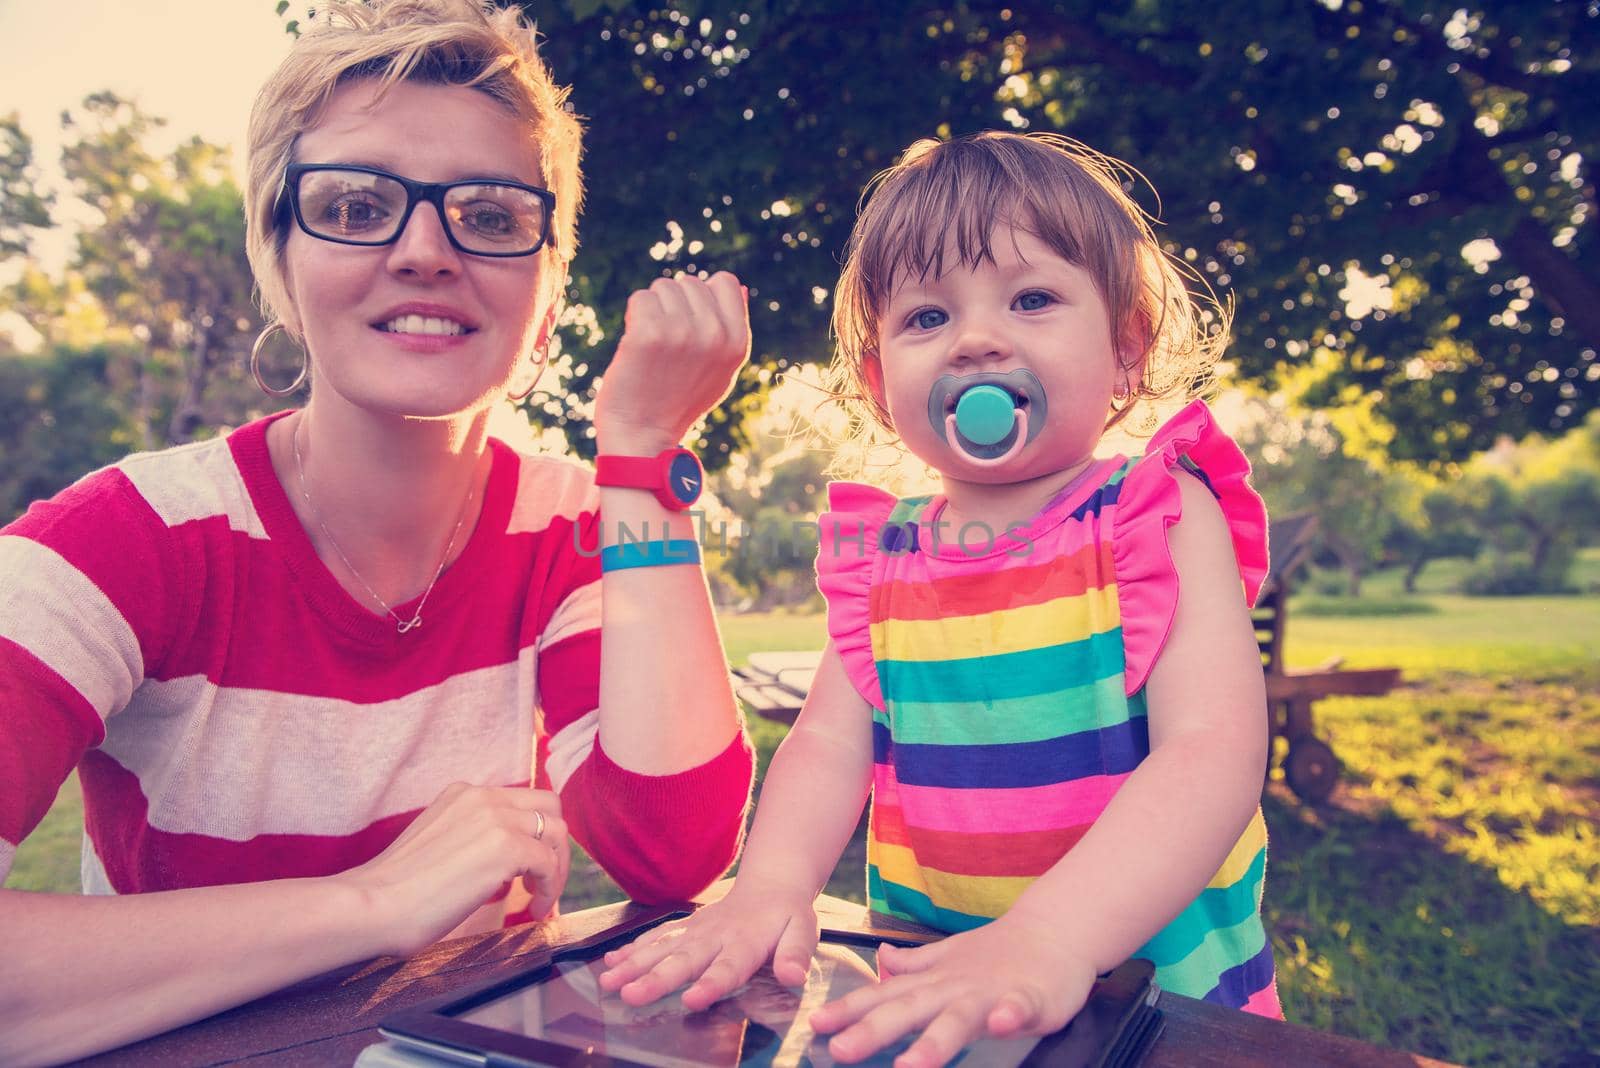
[7,556,1597,1064]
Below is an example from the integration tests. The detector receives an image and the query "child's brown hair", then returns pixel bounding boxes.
[827,131,1226,448]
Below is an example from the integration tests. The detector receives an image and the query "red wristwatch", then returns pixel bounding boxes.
[594,446,704,511]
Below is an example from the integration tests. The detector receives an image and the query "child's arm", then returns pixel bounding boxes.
[598,640,874,1009]
[811,473,1269,1068]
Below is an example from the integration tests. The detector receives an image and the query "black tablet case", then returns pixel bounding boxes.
[380,907,1163,1068]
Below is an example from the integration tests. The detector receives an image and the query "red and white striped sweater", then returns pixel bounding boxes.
[0,410,751,909]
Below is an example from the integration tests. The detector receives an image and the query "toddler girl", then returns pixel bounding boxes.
[602,131,1278,1068]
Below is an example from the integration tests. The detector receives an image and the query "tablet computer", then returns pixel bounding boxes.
[379,905,1162,1068]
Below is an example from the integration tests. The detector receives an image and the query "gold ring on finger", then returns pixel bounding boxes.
[534,810,546,841]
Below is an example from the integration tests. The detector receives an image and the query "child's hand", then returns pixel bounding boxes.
[598,879,818,1010]
[809,913,1099,1068]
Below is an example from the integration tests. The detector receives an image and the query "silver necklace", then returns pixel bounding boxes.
[291,420,474,634]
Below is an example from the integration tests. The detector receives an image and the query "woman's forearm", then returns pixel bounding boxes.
[593,487,742,774]
[0,877,375,1065]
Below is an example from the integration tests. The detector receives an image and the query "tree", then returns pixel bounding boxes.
[1459,410,1600,592]
[1236,396,1397,596]
[0,113,54,259]
[59,94,261,445]
[6,95,261,450]
[0,344,143,525]
[709,427,830,606]
[1386,476,1483,593]
[507,0,1596,464]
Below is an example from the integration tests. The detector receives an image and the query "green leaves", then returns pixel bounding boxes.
[522,0,1598,463]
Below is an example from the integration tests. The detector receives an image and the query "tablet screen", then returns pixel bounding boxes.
[451,942,1040,1068]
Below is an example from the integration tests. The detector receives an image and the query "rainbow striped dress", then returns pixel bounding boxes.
[815,401,1280,1015]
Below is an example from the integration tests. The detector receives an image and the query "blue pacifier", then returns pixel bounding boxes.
[926,369,1049,462]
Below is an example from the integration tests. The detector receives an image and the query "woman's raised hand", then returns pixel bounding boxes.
[597,877,819,1011]
[333,782,569,957]
[594,271,751,455]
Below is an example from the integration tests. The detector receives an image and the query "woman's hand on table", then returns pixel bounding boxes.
[810,912,1099,1068]
[593,271,750,455]
[334,782,569,956]
[597,877,818,1010]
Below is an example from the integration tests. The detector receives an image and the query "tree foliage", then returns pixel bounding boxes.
[0,114,54,259]
[1456,409,1600,592]
[3,94,263,452]
[0,345,143,525]
[1236,395,1398,596]
[517,0,1598,464]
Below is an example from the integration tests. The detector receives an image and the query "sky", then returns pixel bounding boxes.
[0,0,302,270]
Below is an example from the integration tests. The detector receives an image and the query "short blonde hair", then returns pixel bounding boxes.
[827,131,1226,443]
[245,0,583,335]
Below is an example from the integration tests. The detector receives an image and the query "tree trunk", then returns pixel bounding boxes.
[167,318,213,445]
[1321,530,1367,598]
[1501,217,1600,357]
[1403,555,1427,594]
[135,357,157,452]
[1529,532,1552,576]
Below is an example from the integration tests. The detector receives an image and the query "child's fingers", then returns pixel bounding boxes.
[894,1003,986,1068]
[771,913,819,986]
[875,939,947,976]
[983,991,1039,1037]
[811,971,921,1034]
[822,984,946,1064]
[617,939,723,1006]
[598,925,688,988]
[681,943,766,1011]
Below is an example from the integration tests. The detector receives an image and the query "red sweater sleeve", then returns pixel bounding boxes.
[0,466,180,882]
[562,732,753,904]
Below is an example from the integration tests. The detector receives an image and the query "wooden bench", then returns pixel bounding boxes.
[732,513,1400,803]
[731,650,817,726]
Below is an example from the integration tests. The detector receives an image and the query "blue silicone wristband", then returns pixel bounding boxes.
[600,538,702,573]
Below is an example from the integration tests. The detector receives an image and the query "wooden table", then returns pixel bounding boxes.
[81,893,1455,1067]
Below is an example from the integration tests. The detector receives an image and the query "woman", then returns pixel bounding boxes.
[0,2,752,1062]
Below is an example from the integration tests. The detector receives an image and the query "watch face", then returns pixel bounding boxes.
[667,451,703,505]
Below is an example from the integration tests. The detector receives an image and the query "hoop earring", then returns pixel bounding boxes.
[507,345,550,403]
[251,323,308,398]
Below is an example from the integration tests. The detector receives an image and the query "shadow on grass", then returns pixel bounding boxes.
[1262,788,1599,1067]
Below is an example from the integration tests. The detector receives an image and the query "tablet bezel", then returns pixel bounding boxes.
[378,904,1159,1068]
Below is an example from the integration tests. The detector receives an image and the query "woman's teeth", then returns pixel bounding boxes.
[379,315,466,336]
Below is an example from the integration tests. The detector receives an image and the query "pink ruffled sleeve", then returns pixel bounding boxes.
[1112,399,1269,697]
[814,481,898,712]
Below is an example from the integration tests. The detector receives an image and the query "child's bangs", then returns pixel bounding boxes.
[862,155,1097,303]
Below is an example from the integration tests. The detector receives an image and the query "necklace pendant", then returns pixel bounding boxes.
[396,616,423,635]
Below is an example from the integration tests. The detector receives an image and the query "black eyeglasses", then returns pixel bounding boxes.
[278,163,556,257]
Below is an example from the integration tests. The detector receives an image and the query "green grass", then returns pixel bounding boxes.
[9,561,1598,1065]
[1294,596,1438,617]
[4,771,83,892]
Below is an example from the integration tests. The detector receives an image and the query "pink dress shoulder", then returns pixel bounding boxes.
[1111,399,1270,695]
[813,481,897,711]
